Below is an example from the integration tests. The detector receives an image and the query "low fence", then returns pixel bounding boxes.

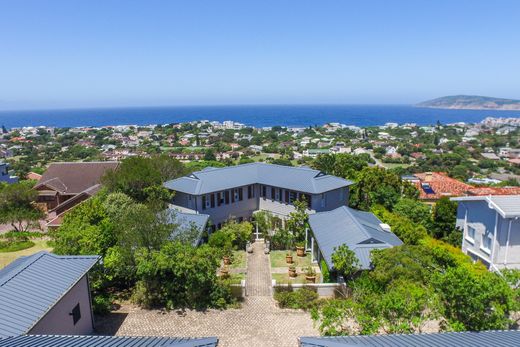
[230,280,246,298]
[272,280,348,298]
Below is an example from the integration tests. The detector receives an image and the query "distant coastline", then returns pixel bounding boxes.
[1,104,520,129]
[416,95,520,111]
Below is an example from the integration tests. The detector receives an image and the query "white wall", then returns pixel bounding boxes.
[29,275,94,335]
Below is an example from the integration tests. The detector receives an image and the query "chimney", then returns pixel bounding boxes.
[424,172,433,182]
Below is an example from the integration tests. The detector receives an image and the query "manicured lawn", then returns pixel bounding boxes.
[270,250,312,268]
[0,239,53,269]
[231,250,247,269]
[272,272,321,285]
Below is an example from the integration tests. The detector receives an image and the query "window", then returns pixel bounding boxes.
[320,193,326,208]
[285,190,289,203]
[202,195,207,210]
[339,188,344,201]
[271,187,275,200]
[238,187,243,201]
[218,192,224,206]
[210,194,215,208]
[466,226,476,243]
[247,185,255,199]
[70,303,81,325]
[304,194,312,208]
[262,185,267,198]
[275,188,280,201]
[289,191,297,203]
[481,232,492,253]
[225,190,230,204]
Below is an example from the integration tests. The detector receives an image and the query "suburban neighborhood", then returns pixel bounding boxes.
[0,117,520,346]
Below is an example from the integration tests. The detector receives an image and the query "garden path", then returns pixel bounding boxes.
[245,240,272,296]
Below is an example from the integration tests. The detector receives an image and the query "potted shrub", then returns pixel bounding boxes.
[288,265,297,278]
[285,250,293,264]
[220,266,230,278]
[296,241,305,257]
[305,266,316,283]
[223,255,231,265]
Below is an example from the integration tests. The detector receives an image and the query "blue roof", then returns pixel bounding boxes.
[0,335,218,347]
[299,330,520,347]
[164,163,353,195]
[167,208,210,245]
[308,206,402,270]
[0,252,100,338]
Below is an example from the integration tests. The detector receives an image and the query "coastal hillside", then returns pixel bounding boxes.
[416,95,520,111]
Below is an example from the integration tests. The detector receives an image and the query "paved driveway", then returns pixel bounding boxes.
[96,241,318,346]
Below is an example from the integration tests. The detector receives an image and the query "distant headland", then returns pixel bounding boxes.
[416,95,520,111]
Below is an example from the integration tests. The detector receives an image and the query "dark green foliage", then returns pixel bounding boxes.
[372,205,427,245]
[274,288,319,310]
[430,197,459,240]
[331,244,359,279]
[312,153,372,180]
[393,198,431,225]
[320,260,331,283]
[0,240,35,252]
[0,181,43,232]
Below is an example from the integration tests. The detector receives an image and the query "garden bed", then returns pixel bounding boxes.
[272,272,321,285]
[270,250,312,268]
[0,240,35,253]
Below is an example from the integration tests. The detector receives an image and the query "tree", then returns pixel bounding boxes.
[0,181,43,232]
[102,155,183,203]
[430,197,459,241]
[393,198,431,226]
[204,149,216,161]
[349,167,417,211]
[312,153,371,180]
[434,267,514,331]
[286,198,309,242]
[331,244,360,279]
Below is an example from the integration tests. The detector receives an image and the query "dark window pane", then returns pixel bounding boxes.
[71,303,81,325]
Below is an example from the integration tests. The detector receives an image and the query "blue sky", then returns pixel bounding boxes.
[0,0,519,109]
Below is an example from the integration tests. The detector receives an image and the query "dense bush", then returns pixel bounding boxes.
[274,288,319,310]
[0,240,35,252]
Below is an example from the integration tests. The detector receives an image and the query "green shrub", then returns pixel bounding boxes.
[0,240,35,252]
[2,231,43,241]
[321,260,331,283]
[92,294,113,315]
[274,288,319,310]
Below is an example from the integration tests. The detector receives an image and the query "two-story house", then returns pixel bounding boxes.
[452,195,520,270]
[164,163,353,230]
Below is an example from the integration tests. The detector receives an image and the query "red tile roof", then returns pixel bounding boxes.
[413,172,473,200]
[466,186,520,196]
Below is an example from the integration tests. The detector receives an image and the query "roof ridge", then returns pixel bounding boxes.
[0,251,48,287]
[341,206,373,241]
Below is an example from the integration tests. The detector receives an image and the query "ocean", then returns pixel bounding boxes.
[0,104,519,128]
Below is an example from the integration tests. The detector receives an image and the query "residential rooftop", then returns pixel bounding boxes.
[299,330,520,347]
[452,195,520,218]
[308,206,402,270]
[0,252,100,338]
[0,335,218,347]
[164,162,353,195]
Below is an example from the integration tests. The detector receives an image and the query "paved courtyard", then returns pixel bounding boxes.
[96,241,318,347]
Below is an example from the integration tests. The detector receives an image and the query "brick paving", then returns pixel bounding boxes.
[245,241,272,296]
[96,240,318,346]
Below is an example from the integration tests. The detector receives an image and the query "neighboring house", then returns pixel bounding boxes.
[0,252,100,338]
[164,163,353,230]
[299,330,520,347]
[452,195,520,270]
[308,206,402,279]
[0,161,18,184]
[404,172,473,203]
[34,162,119,227]
[466,186,520,196]
[26,171,42,181]
[0,335,218,347]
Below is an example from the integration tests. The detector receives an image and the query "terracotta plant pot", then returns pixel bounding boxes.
[305,275,316,283]
[223,256,231,265]
[220,267,229,277]
[296,246,305,257]
[288,267,297,278]
[285,255,293,264]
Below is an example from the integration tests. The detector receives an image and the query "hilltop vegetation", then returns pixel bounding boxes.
[416,95,520,110]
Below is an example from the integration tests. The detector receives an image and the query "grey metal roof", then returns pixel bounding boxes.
[164,163,353,195]
[0,335,218,347]
[452,195,520,218]
[167,208,210,246]
[0,252,100,338]
[299,330,520,347]
[308,206,402,270]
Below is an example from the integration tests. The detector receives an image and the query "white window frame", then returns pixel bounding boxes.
[480,232,492,254]
[465,225,475,244]
[205,194,211,209]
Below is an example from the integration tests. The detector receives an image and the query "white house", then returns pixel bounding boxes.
[452,195,520,270]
